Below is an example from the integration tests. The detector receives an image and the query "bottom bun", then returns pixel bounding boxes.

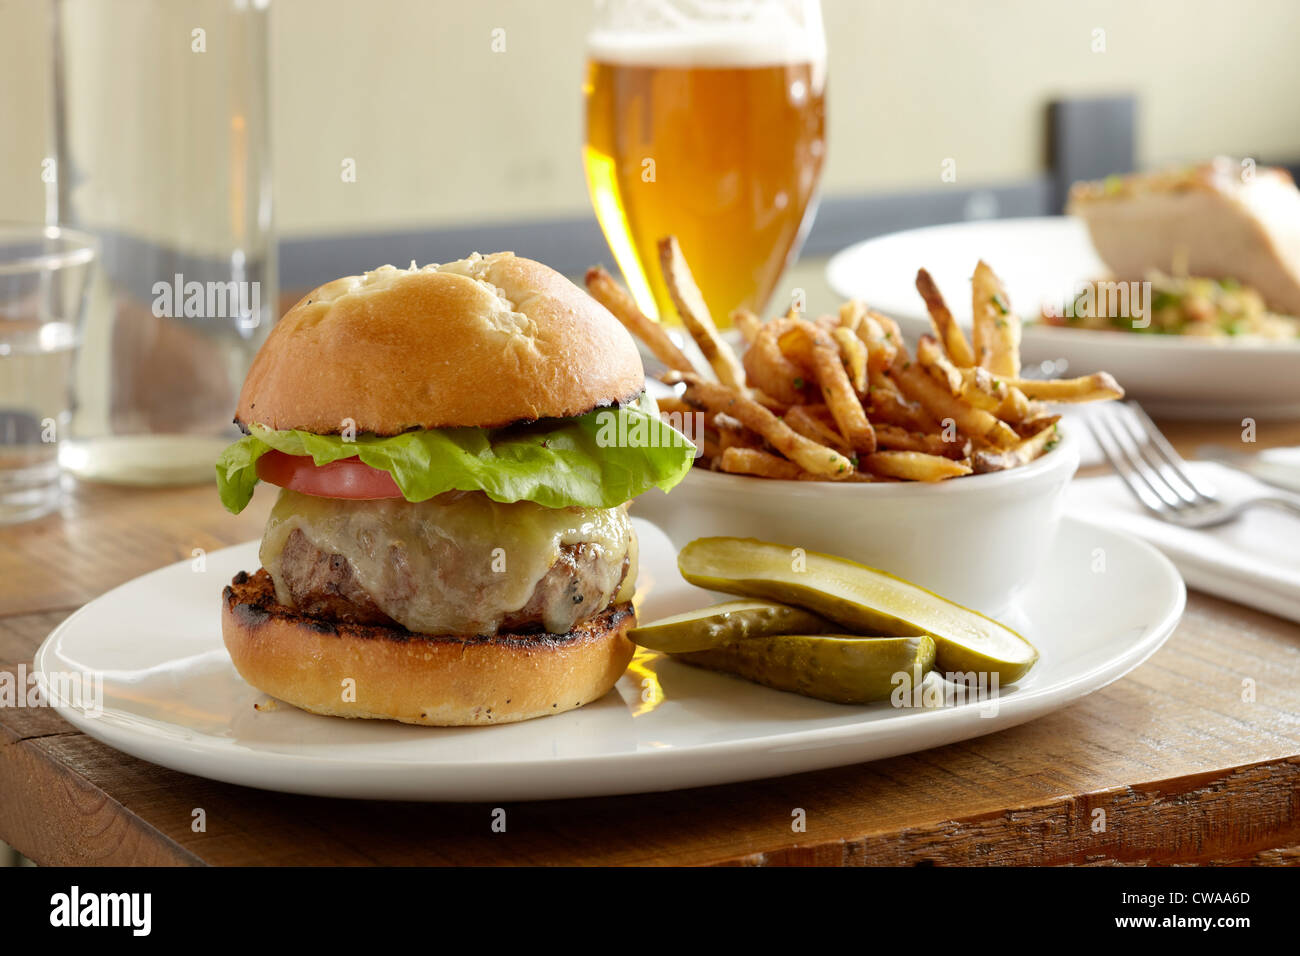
[221,569,636,726]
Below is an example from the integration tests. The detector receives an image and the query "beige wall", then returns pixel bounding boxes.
[1,0,52,224]
[4,0,1300,236]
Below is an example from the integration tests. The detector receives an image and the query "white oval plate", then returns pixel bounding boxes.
[826,216,1300,419]
[34,516,1183,802]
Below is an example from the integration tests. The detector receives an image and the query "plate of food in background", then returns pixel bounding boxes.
[826,158,1300,419]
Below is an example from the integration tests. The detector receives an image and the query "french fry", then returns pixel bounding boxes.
[813,314,839,334]
[972,421,1061,473]
[838,299,866,332]
[698,431,721,463]
[669,389,721,441]
[855,313,900,375]
[784,404,850,454]
[777,323,815,371]
[957,366,1004,410]
[832,326,869,393]
[1014,412,1061,437]
[679,379,855,478]
[867,374,940,433]
[743,317,809,405]
[654,394,703,423]
[731,308,762,345]
[799,403,835,424]
[971,260,1021,377]
[585,266,696,374]
[720,446,805,480]
[862,450,972,482]
[657,236,746,387]
[873,423,969,460]
[915,268,975,367]
[1007,371,1125,403]
[713,412,759,453]
[867,310,906,349]
[795,321,877,454]
[915,334,964,396]
[749,388,793,415]
[995,386,1032,423]
[890,353,1020,448]
[955,367,1032,423]
[775,318,812,354]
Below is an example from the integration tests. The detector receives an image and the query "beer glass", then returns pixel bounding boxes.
[583,0,826,326]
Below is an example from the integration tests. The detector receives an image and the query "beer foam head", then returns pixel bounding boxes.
[588,0,826,68]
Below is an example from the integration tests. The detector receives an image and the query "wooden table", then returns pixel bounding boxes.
[3,420,1299,866]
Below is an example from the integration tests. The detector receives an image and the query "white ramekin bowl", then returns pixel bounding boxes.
[632,428,1080,617]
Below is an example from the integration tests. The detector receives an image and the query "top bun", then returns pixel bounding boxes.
[235,252,645,434]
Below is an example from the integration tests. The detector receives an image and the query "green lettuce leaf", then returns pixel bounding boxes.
[215,393,695,514]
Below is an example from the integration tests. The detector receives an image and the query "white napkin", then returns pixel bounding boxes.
[1065,462,1300,623]
[1204,445,1300,493]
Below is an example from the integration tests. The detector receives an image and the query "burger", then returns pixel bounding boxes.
[215,252,694,725]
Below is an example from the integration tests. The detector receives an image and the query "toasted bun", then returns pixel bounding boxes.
[236,253,645,433]
[221,569,636,726]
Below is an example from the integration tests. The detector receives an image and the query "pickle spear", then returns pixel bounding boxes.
[678,634,936,704]
[677,537,1038,683]
[629,600,831,654]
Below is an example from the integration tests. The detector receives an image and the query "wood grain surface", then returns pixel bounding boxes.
[2,419,1298,866]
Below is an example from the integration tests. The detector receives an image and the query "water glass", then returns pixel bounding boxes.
[0,224,97,523]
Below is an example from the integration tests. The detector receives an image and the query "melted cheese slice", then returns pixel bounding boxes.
[260,488,636,635]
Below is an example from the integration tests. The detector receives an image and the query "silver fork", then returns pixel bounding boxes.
[1085,401,1300,528]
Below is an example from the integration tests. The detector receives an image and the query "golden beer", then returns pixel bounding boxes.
[583,49,826,325]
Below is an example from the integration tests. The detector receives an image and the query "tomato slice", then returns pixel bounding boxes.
[256,450,404,500]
